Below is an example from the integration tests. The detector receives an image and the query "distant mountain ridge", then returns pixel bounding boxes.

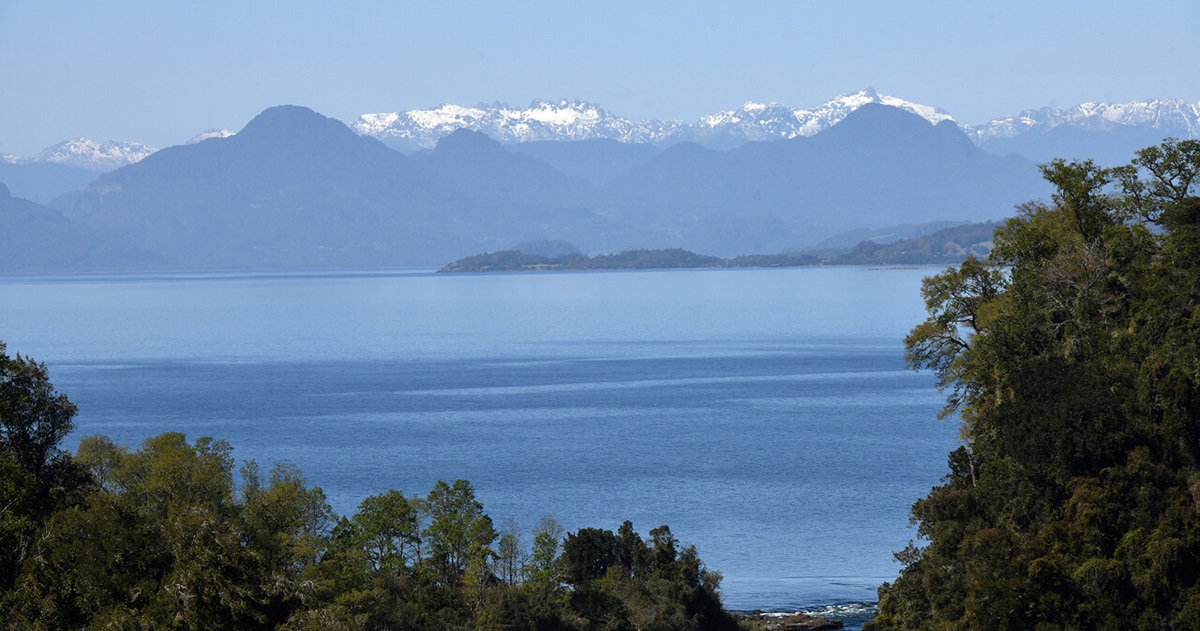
[971,98,1200,143]
[682,89,957,149]
[353,89,1200,154]
[0,182,160,271]
[351,100,685,152]
[352,89,959,151]
[2,138,158,172]
[6,91,1198,170]
[970,98,1200,165]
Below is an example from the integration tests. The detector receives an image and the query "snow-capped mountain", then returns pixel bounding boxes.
[970,99,1200,143]
[186,128,235,144]
[354,90,957,150]
[690,88,957,143]
[3,128,234,172]
[7,93,1197,171]
[4,138,159,172]
[352,99,684,151]
[353,91,1200,153]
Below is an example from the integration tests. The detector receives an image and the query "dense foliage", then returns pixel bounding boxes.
[0,342,737,630]
[868,139,1200,630]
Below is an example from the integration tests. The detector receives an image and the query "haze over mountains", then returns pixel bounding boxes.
[2,89,1196,272]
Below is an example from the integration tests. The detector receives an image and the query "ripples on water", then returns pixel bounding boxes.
[0,267,961,615]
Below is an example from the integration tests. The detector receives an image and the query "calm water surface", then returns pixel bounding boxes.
[0,267,960,618]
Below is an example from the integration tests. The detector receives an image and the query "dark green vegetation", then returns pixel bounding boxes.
[438,223,999,272]
[868,139,1200,630]
[0,342,737,630]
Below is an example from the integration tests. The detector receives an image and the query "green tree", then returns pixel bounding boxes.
[0,342,88,597]
[525,516,565,588]
[0,342,86,504]
[562,522,736,631]
[351,488,420,573]
[241,461,334,619]
[496,517,524,587]
[424,479,497,586]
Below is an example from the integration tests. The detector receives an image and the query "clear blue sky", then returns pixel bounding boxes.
[2,0,1198,155]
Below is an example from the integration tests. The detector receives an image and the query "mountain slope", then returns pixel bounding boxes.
[506,139,662,185]
[600,104,1047,253]
[0,161,99,204]
[676,88,957,149]
[972,99,1200,164]
[972,99,1200,143]
[62,106,614,269]
[65,106,447,269]
[0,183,158,272]
[979,118,1193,165]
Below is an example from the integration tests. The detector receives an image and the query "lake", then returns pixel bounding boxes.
[0,266,961,622]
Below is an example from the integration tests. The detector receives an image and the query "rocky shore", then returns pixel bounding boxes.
[736,612,844,630]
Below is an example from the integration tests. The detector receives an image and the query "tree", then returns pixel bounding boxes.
[350,489,420,573]
[0,342,87,596]
[423,479,497,585]
[0,342,84,502]
[495,517,524,587]
[562,527,620,586]
[561,522,737,631]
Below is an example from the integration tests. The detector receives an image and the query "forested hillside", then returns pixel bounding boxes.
[868,139,1200,629]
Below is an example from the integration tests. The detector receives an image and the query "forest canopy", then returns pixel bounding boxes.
[868,139,1200,630]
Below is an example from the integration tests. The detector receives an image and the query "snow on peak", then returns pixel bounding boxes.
[969,98,1200,142]
[690,89,956,143]
[349,92,1198,152]
[8,138,159,172]
[520,100,603,126]
[351,91,955,150]
[351,100,683,150]
[186,128,235,144]
[406,104,488,130]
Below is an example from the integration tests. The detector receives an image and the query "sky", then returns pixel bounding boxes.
[2,0,1199,155]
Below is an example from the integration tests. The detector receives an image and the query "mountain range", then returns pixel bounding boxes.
[4,89,1198,273]
[2,138,158,172]
[6,89,1198,173]
[4,102,1053,272]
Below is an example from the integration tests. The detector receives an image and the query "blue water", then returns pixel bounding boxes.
[0,267,960,620]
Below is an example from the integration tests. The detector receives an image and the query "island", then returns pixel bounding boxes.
[438,222,999,272]
[438,248,821,272]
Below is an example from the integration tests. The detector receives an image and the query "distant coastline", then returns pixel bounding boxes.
[438,222,998,272]
[437,248,819,272]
